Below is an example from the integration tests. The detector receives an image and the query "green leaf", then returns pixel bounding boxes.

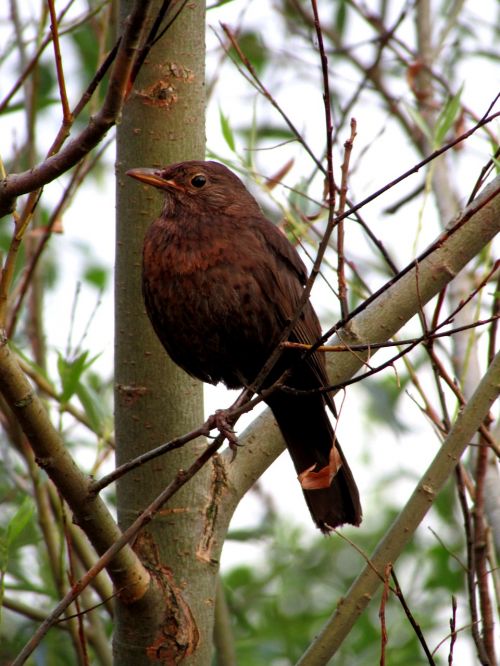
[0,101,26,116]
[8,342,52,386]
[434,85,463,147]
[219,108,236,152]
[6,497,34,546]
[406,105,433,143]
[58,351,87,403]
[70,24,99,79]
[57,351,101,403]
[75,381,104,433]
[335,0,348,37]
[0,498,35,574]
[238,124,296,143]
[490,151,500,174]
[229,31,268,75]
[207,0,236,9]
[83,264,109,291]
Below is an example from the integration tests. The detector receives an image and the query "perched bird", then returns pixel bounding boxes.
[127,160,362,532]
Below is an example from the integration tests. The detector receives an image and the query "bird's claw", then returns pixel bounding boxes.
[207,409,240,456]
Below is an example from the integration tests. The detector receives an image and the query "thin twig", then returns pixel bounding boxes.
[428,527,467,572]
[391,568,436,665]
[0,0,76,114]
[47,0,72,123]
[468,140,500,204]
[335,530,395,586]
[473,429,497,664]
[448,596,458,665]
[282,314,500,354]
[455,463,490,663]
[219,23,324,174]
[337,118,357,319]
[90,422,214,494]
[379,563,391,666]
[7,139,112,338]
[431,617,477,658]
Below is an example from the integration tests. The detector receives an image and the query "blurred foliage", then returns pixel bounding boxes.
[228,31,268,75]
[363,373,413,434]
[218,485,466,665]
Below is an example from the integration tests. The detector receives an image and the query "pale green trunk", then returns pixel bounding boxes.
[114,2,218,664]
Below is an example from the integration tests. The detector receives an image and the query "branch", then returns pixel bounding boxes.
[297,348,500,664]
[0,336,149,600]
[0,0,151,217]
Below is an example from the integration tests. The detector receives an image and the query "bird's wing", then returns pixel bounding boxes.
[252,215,308,285]
[251,216,333,396]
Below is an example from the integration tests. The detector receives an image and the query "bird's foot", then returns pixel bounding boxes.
[207,409,240,457]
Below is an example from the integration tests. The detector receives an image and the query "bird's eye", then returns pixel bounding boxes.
[191,174,207,188]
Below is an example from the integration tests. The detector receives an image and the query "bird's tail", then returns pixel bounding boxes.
[267,390,362,533]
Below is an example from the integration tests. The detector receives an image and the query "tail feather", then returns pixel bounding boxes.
[267,391,362,532]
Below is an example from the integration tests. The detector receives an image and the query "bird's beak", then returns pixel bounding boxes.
[126,168,183,192]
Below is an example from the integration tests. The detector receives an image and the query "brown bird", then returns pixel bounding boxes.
[127,160,362,532]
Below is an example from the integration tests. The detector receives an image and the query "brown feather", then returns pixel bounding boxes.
[130,160,362,531]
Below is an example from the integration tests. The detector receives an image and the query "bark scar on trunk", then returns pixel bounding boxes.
[196,453,228,564]
[135,532,200,664]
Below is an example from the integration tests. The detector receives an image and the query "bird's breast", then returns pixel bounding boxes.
[142,220,282,386]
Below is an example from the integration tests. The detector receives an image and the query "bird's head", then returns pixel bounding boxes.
[127,160,262,217]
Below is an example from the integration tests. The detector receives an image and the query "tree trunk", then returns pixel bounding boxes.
[114,2,215,664]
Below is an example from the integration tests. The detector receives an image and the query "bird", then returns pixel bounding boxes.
[127,160,362,532]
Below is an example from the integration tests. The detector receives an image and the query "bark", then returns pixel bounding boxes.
[114,1,215,664]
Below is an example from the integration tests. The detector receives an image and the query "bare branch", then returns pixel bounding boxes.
[296,349,500,664]
[0,0,151,217]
